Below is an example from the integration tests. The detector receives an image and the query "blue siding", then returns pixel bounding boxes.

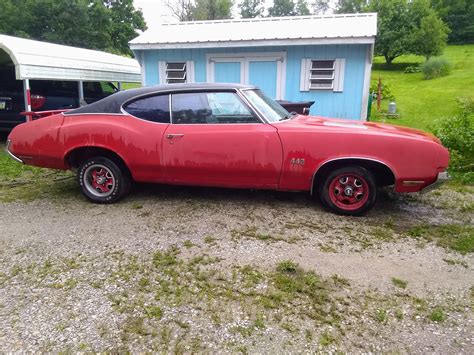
[139,44,368,120]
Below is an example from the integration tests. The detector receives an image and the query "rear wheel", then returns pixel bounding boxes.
[77,156,130,203]
[318,166,377,216]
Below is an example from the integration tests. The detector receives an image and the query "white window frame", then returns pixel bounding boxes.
[206,52,286,100]
[158,61,195,84]
[300,58,345,92]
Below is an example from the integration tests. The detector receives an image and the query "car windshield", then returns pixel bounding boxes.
[241,89,291,123]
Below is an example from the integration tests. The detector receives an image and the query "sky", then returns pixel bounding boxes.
[133,0,171,26]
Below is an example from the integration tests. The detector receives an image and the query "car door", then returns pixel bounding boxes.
[162,90,283,189]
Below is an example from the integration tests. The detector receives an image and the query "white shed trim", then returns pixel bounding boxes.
[0,34,141,82]
[360,43,374,120]
[131,37,375,50]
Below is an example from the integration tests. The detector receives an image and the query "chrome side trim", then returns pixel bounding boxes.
[63,113,127,117]
[310,156,397,195]
[5,139,23,164]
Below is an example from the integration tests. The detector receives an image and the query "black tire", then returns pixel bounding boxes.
[318,166,377,216]
[77,156,130,203]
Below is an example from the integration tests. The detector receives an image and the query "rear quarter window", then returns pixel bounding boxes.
[123,94,170,123]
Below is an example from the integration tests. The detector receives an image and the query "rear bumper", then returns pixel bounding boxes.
[422,171,450,192]
[5,139,23,164]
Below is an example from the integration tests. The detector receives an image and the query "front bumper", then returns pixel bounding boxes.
[5,139,23,164]
[423,171,450,192]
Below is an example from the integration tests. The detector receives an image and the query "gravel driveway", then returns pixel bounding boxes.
[0,177,473,352]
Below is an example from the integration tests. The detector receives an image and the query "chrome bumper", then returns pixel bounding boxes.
[5,139,23,164]
[423,171,450,192]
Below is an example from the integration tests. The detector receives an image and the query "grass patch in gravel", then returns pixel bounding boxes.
[2,248,471,351]
[231,226,300,244]
[391,277,408,289]
[407,224,474,254]
[429,307,447,322]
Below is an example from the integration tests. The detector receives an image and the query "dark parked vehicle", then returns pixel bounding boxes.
[0,66,116,132]
[277,100,315,115]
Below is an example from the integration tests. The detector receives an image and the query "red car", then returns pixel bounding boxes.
[6,84,449,215]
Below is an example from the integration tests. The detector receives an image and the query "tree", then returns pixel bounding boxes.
[192,0,233,20]
[239,0,264,18]
[105,0,147,55]
[166,0,196,21]
[295,0,311,15]
[313,0,331,15]
[368,0,415,64]
[334,0,369,13]
[432,0,474,44]
[268,0,296,17]
[411,11,450,60]
[0,0,146,56]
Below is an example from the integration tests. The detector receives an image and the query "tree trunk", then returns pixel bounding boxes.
[384,54,394,65]
[383,54,397,65]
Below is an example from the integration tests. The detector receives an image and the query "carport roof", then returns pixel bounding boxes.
[129,13,377,50]
[0,34,141,82]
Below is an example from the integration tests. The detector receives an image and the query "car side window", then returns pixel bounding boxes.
[123,94,171,123]
[171,92,259,124]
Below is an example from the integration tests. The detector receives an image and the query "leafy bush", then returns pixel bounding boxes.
[404,65,421,74]
[433,97,474,182]
[370,80,395,101]
[420,57,451,79]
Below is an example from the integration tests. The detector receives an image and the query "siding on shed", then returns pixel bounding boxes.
[136,44,369,120]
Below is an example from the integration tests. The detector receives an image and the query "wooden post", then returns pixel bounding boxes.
[377,77,382,111]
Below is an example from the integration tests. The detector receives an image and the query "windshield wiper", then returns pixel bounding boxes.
[279,112,297,121]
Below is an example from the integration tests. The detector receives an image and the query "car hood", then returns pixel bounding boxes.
[286,115,442,144]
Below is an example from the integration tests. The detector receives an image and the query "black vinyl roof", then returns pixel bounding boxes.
[65,83,255,115]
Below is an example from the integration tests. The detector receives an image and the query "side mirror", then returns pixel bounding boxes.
[302,107,310,116]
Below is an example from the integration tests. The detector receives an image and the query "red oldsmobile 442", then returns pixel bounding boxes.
[6,84,449,215]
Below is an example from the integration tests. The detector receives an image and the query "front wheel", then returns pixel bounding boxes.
[77,156,130,203]
[318,166,377,216]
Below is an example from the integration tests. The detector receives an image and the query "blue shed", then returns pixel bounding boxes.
[129,13,377,120]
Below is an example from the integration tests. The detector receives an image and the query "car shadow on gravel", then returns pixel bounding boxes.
[128,182,405,217]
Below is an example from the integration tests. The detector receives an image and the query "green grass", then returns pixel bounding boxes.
[429,307,446,322]
[407,224,474,254]
[370,45,474,132]
[0,144,77,202]
[120,82,141,90]
[391,277,408,289]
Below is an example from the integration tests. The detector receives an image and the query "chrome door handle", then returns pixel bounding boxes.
[166,134,184,139]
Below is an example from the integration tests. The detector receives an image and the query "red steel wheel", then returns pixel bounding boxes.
[77,156,130,203]
[319,166,377,216]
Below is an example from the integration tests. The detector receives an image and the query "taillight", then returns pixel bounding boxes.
[31,94,46,110]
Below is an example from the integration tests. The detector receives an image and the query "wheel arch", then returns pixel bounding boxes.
[64,146,131,177]
[311,157,396,195]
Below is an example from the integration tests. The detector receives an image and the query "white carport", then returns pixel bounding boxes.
[0,34,141,119]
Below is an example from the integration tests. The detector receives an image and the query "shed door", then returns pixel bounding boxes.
[214,61,243,83]
[248,60,278,99]
[208,53,286,100]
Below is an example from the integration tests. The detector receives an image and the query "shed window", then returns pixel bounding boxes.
[300,58,345,92]
[159,61,195,84]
